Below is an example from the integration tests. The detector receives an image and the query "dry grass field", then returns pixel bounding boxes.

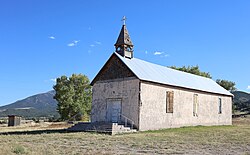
[0,117,249,155]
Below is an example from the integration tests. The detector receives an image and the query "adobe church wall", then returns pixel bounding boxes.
[91,77,140,128]
[139,81,232,131]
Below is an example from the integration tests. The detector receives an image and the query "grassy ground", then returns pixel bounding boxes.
[0,117,249,155]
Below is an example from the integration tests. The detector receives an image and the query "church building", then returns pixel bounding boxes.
[90,21,233,131]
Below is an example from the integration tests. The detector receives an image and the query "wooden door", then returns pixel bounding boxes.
[107,99,122,122]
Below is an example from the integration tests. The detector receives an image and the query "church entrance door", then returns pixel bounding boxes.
[106,99,122,123]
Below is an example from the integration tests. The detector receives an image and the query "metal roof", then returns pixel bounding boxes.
[114,52,233,96]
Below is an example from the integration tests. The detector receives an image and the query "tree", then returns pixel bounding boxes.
[53,74,92,121]
[216,79,237,91]
[170,65,212,79]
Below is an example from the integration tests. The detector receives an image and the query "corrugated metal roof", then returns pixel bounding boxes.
[114,52,233,96]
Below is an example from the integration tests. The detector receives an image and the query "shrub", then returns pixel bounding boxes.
[13,145,26,154]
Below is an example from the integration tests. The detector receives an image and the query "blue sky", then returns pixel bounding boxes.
[0,0,250,106]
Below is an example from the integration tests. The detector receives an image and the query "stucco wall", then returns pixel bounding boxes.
[139,81,232,131]
[91,77,140,128]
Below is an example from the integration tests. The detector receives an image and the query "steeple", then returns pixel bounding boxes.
[115,16,134,59]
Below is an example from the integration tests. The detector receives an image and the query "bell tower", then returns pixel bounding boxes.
[114,16,134,59]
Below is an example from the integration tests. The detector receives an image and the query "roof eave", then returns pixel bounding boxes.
[90,53,116,86]
[140,79,234,97]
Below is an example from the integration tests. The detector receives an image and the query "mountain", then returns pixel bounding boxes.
[232,91,250,113]
[0,91,59,118]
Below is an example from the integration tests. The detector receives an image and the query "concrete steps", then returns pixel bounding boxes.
[67,122,137,135]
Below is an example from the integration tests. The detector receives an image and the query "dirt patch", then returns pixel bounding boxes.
[0,121,72,133]
[43,122,72,129]
[233,115,250,125]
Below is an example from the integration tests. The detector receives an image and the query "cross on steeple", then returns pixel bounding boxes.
[122,16,127,25]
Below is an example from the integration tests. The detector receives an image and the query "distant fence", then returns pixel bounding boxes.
[232,113,249,118]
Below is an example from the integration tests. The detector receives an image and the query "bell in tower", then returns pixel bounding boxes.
[114,16,134,59]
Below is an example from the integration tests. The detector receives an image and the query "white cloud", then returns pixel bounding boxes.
[153,51,170,58]
[44,78,56,83]
[73,40,79,44]
[67,43,75,47]
[247,86,250,90]
[49,36,55,39]
[95,41,102,45]
[154,51,163,55]
[50,78,56,83]
[90,41,101,47]
[67,40,80,47]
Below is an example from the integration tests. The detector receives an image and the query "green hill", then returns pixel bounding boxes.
[0,91,59,119]
[232,91,250,113]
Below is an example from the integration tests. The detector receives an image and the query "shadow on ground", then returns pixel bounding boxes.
[0,129,70,135]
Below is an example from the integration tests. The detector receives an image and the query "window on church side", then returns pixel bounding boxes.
[166,91,174,113]
[218,98,222,114]
[193,94,198,117]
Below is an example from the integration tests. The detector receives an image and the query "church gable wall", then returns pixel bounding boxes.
[93,54,136,83]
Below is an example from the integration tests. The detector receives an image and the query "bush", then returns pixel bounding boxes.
[13,145,26,154]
